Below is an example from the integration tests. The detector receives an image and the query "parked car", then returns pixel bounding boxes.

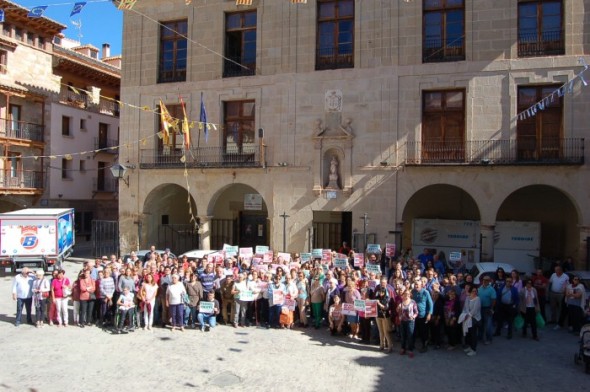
[178,249,218,262]
[122,249,176,264]
[469,262,517,285]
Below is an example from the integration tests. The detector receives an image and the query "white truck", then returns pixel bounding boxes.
[412,218,481,270]
[0,208,75,274]
[493,221,540,274]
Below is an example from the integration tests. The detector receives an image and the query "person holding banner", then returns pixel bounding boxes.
[344,278,362,340]
[268,275,286,329]
[232,273,249,327]
[374,277,395,353]
[197,291,220,331]
[329,295,345,335]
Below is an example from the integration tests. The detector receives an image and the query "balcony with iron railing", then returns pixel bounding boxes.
[140,144,263,169]
[93,177,117,193]
[404,138,584,166]
[315,47,354,71]
[518,29,564,57]
[0,170,43,190]
[223,55,256,78]
[0,118,44,142]
[423,37,465,63]
[94,137,119,152]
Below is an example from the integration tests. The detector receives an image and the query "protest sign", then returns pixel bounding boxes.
[364,300,377,318]
[239,290,254,301]
[366,264,381,274]
[255,245,269,255]
[342,303,357,316]
[366,244,382,254]
[199,301,214,313]
[334,258,348,269]
[300,253,312,263]
[272,290,285,305]
[354,253,364,267]
[354,299,366,311]
[385,243,396,258]
[284,298,296,311]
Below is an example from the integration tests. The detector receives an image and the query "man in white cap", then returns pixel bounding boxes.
[12,267,34,326]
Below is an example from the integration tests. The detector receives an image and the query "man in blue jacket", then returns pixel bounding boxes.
[494,277,520,339]
[412,279,433,353]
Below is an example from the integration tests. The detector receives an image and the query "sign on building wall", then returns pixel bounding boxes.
[244,194,262,210]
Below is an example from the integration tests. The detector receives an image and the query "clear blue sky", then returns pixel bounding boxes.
[17,0,123,56]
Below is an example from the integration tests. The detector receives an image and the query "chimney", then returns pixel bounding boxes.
[102,43,110,59]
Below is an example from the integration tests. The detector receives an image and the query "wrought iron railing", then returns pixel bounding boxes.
[223,55,256,78]
[423,37,465,63]
[518,29,564,57]
[404,138,584,165]
[140,145,263,169]
[93,177,117,192]
[0,170,43,189]
[315,47,354,70]
[94,137,118,151]
[0,118,44,142]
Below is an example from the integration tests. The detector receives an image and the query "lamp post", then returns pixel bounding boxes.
[360,213,369,252]
[280,211,289,252]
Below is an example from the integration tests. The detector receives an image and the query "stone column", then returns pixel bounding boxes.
[480,224,495,263]
[577,225,590,270]
[198,216,213,250]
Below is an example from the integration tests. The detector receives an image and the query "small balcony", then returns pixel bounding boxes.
[93,177,117,193]
[223,55,255,78]
[98,98,120,117]
[0,118,44,142]
[423,38,465,63]
[518,29,564,57]
[59,88,89,109]
[0,170,43,190]
[94,137,118,152]
[404,138,584,166]
[315,47,354,71]
[140,145,264,169]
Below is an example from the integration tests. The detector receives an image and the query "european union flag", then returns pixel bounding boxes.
[70,2,87,17]
[200,92,208,143]
[28,6,48,19]
[0,10,4,24]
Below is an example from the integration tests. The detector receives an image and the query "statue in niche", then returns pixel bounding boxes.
[326,155,340,190]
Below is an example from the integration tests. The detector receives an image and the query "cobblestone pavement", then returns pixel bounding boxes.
[0,259,588,392]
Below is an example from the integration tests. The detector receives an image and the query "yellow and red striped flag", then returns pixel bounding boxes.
[236,0,253,5]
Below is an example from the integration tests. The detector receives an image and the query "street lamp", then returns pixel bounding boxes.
[280,211,290,252]
[360,213,369,252]
[110,163,135,187]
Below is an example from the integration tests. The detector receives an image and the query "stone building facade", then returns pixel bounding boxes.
[119,0,590,269]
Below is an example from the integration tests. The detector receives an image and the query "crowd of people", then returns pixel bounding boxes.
[11,245,590,357]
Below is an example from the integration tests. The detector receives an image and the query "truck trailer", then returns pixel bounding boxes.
[0,208,75,274]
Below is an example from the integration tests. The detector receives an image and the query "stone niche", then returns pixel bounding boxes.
[312,89,354,196]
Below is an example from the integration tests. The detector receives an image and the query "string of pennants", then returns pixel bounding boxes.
[0,0,310,22]
[517,57,589,121]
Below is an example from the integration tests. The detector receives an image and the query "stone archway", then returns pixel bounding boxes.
[142,183,197,253]
[496,185,580,262]
[401,184,481,256]
[207,183,268,250]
